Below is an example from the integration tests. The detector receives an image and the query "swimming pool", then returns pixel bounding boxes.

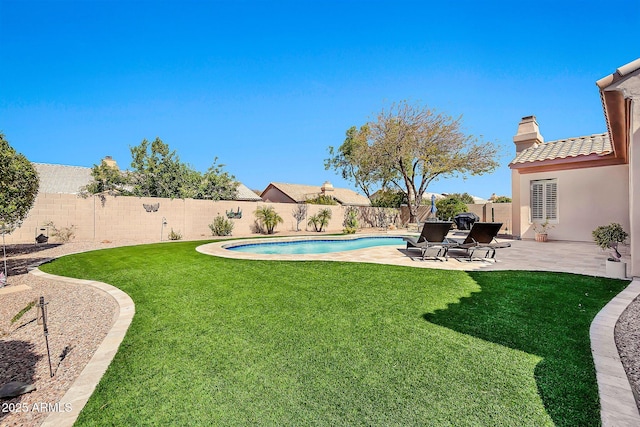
[226,236,405,255]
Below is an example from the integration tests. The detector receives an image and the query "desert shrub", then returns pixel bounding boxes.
[209,215,234,236]
[44,221,77,243]
[343,207,359,234]
[168,228,182,240]
[292,204,308,231]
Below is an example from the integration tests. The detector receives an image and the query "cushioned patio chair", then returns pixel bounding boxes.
[402,221,453,260]
[448,222,511,261]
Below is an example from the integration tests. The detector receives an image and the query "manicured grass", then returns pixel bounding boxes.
[40,241,629,426]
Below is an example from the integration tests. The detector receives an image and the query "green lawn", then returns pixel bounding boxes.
[40,241,629,426]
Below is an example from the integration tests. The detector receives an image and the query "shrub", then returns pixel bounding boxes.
[306,194,338,205]
[209,215,234,236]
[168,228,182,240]
[370,190,405,208]
[493,196,512,203]
[44,221,77,243]
[435,197,467,221]
[592,223,628,249]
[343,207,358,234]
[254,206,283,234]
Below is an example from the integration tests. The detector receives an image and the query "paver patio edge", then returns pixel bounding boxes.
[27,267,135,427]
[591,278,640,427]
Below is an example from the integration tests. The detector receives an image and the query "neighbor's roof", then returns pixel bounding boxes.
[510,133,612,165]
[263,182,371,206]
[236,183,262,201]
[33,163,92,194]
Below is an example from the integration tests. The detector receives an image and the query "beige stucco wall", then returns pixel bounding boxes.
[400,204,512,233]
[628,96,640,276]
[513,164,630,242]
[6,195,392,244]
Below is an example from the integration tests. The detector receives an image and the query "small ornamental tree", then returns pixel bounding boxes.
[0,133,39,232]
[254,206,283,234]
[308,208,332,232]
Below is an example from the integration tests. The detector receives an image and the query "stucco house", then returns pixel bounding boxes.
[261,181,371,206]
[510,58,640,277]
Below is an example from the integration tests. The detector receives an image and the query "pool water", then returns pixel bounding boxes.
[227,236,405,255]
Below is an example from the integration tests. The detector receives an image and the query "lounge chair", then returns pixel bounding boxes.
[403,221,453,260]
[448,222,511,261]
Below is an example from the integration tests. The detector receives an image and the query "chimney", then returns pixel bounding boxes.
[102,156,119,169]
[321,181,334,193]
[513,116,544,154]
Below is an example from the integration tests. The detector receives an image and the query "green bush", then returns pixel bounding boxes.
[306,194,338,205]
[370,190,405,208]
[435,197,467,221]
[592,223,628,249]
[209,215,234,236]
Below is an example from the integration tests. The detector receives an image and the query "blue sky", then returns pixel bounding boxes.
[1,0,638,198]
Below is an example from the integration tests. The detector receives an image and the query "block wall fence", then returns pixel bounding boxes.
[6,193,512,244]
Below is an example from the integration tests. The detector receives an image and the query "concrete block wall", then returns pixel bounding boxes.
[6,194,383,244]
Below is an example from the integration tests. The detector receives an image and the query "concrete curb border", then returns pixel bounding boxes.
[591,278,640,426]
[27,268,135,427]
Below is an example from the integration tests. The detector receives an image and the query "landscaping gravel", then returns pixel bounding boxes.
[0,239,639,426]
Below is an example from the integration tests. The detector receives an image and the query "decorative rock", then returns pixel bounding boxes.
[0,381,36,398]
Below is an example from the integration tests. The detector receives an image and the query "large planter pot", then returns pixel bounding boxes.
[535,233,548,242]
[605,259,627,279]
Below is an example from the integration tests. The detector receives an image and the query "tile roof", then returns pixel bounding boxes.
[235,183,262,201]
[510,133,612,165]
[264,182,371,206]
[33,163,92,194]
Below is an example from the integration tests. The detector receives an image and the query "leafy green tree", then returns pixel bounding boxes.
[129,137,185,198]
[254,206,283,234]
[447,192,475,204]
[0,133,39,232]
[193,159,238,201]
[493,196,511,203]
[326,101,499,222]
[370,189,405,208]
[81,159,130,198]
[325,125,381,198]
[129,138,237,200]
[435,196,468,221]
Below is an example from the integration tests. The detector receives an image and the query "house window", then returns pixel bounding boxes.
[530,179,557,222]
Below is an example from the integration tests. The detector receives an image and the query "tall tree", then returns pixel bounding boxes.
[81,159,130,198]
[129,137,185,198]
[325,125,380,198]
[327,102,499,222]
[0,133,39,233]
[194,158,239,201]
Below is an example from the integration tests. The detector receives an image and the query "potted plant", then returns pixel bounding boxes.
[592,223,629,279]
[532,220,554,242]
